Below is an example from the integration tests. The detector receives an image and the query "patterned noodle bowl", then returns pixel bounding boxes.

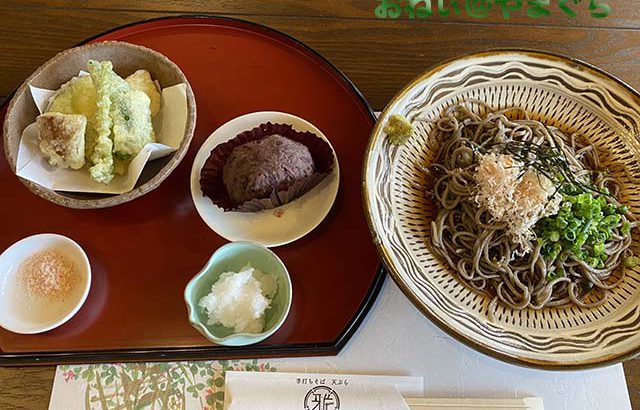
[363,50,640,369]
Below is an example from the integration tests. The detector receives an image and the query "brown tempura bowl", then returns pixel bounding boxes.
[2,41,197,209]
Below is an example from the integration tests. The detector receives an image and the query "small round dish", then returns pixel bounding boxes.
[0,233,91,334]
[190,111,340,247]
[184,241,292,346]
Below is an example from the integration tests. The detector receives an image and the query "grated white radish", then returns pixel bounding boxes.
[474,153,561,247]
[198,265,277,334]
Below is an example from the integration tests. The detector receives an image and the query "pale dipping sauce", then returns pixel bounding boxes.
[18,248,79,301]
[2,247,84,327]
[198,265,277,334]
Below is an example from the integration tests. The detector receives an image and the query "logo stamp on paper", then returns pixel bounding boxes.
[304,385,341,410]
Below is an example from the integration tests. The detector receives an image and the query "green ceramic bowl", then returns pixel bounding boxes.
[184,241,292,346]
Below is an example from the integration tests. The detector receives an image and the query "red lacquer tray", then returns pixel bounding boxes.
[0,16,384,365]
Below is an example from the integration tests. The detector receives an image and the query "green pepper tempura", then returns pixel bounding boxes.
[535,192,634,281]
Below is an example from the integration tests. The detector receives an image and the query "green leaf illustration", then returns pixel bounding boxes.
[65,359,277,410]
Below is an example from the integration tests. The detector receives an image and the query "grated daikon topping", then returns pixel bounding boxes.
[474,153,561,246]
[198,265,278,334]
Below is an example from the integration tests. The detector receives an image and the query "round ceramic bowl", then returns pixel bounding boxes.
[3,40,197,209]
[184,241,292,346]
[0,233,91,334]
[364,49,640,369]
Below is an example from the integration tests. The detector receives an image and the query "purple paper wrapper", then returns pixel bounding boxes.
[200,122,335,212]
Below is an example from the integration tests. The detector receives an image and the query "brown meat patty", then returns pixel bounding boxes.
[222,135,315,205]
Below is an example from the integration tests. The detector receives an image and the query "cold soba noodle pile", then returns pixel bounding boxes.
[425,100,637,319]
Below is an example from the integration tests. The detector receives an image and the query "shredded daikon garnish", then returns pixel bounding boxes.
[474,153,561,246]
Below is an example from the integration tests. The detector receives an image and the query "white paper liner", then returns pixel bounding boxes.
[15,75,188,195]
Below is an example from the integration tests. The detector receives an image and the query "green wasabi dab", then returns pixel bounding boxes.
[384,114,413,145]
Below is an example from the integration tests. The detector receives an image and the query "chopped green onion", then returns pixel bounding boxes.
[604,204,617,215]
[546,267,565,282]
[596,232,607,242]
[564,230,576,241]
[535,191,634,280]
[603,215,620,226]
[556,218,568,229]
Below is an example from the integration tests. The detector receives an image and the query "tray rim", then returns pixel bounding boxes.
[0,14,385,366]
[362,47,640,371]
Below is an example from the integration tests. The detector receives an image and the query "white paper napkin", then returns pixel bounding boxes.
[15,76,188,194]
[223,371,423,410]
[405,397,544,409]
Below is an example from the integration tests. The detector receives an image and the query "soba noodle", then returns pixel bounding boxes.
[425,100,636,319]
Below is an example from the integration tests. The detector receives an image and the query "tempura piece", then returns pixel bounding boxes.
[47,75,96,117]
[46,75,98,160]
[87,60,129,184]
[41,60,158,184]
[36,112,86,170]
[126,69,161,117]
[111,90,155,160]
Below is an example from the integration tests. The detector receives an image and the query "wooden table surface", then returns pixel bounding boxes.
[1,1,639,408]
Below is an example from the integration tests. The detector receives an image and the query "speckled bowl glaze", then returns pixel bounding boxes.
[184,241,292,347]
[3,40,197,209]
